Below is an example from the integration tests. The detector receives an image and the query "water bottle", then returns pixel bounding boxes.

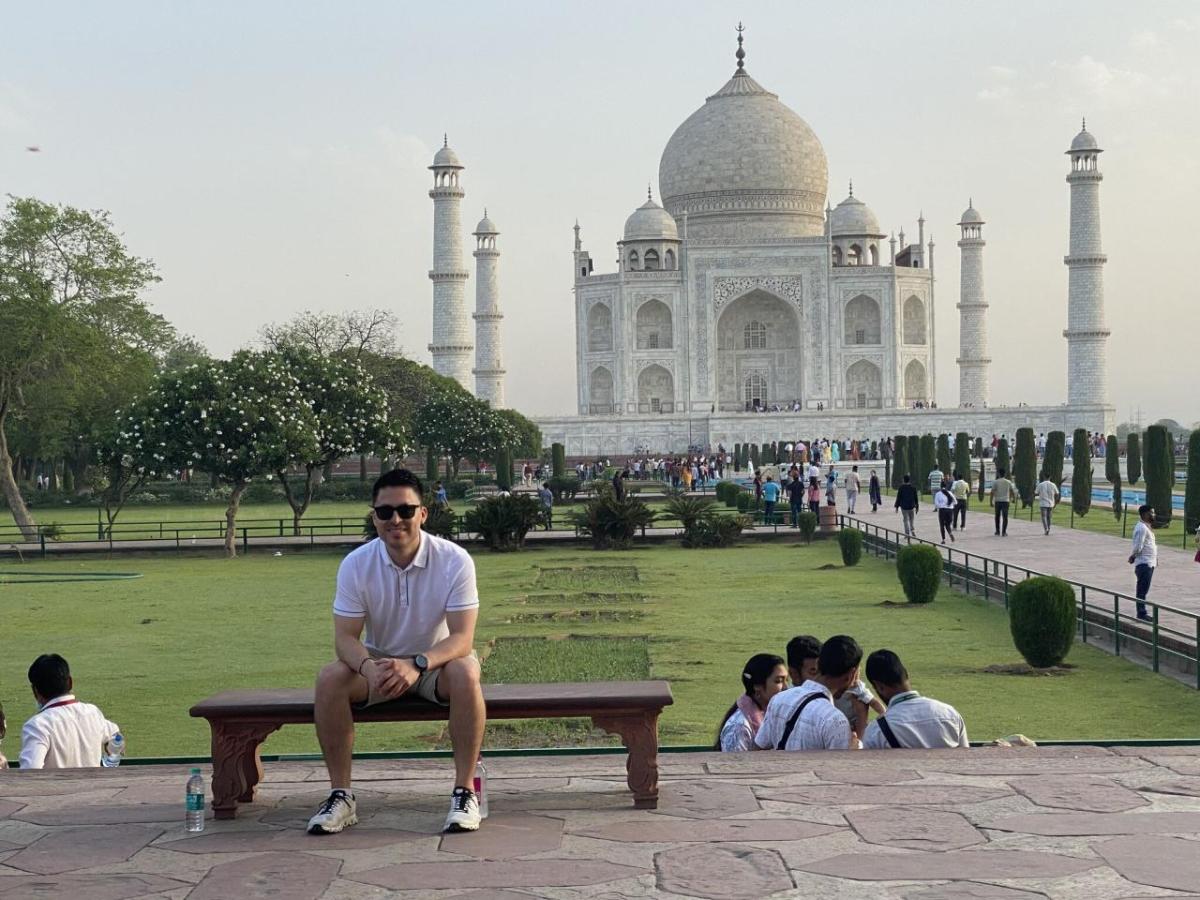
[101,733,125,767]
[473,757,488,819]
[186,768,205,832]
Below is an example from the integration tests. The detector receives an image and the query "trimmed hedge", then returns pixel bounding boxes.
[1014,427,1036,507]
[1186,429,1200,537]
[1071,428,1091,517]
[896,544,942,604]
[1144,425,1173,528]
[463,494,542,551]
[1045,431,1066,488]
[977,455,986,501]
[955,432,971,486]
[494,448,513,492]
[796,510,818,544]
[1112,475,1123,520]
[1127,432,1142,485]
[891,435,909,490]
[995,438,1010,475]
[837,528,863,566]
[551,443,566,479]
[1009,575,1076,668]
[936,434,952,479]
[1105,435,1120,484]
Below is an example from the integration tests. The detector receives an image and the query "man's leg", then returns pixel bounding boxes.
[1135,564,1153,620]
[994,503,1001,535]
[314,661,369,790]
[1041,507,1052,534]
[1000,502,1009,535]
[438,656,486,790]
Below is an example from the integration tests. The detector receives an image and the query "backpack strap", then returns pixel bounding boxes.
[776,692,831,750]
[876,715,902,749]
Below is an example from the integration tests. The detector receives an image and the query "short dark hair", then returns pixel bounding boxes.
[865,649,909,686]
[818,635,862,678]
[1139,504,1153,519]
[786,635,822,671]
[372,468,424,503]
[29,654,71,699]
[997,468,1007,477]
[903,474,911,484]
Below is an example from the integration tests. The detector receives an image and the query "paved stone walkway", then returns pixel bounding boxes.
[4,747,1200,898]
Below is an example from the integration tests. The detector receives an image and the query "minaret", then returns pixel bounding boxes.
[472,210,505,407]
[1064,119,1110,407]
[428,136,473,389]
[956,200,990,407]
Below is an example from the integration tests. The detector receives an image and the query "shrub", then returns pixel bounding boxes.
[907,434,921,490]
[736,491,753,513]
[426,446,439,481]
[1014,427,1036,507]
[446,479,474,500]
[1111,475,1123,520]
[1127,432,1142,485]
[973,436,984,459]
[1144,425,1173,528]
[795,510,817,544]
[918,435,937,493]
[1044,431,1066,487]
[663,495,718,534]
[463,494,543,551]
[1008,575,1077,668]
[422,503,459,539]
[837,527,863,566]
[551,443,566,479]
[995,437,1011,475]
[1186,430,1200,538]
[546,475,579,503]
[243,481,282,504]
[494,448,513,491]
[1071,428,1091,517]
[896,544,942,604]
[683,514,750,548]
[977,456,986,501]
[570,495,656,550]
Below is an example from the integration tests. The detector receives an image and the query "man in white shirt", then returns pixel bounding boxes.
[308,469,485,836]
[1034,472,1060,535]
[20,654,120,769]
[861,650,968,750]
[754,636,862,751]
[1129,504,1158,622]
[845,466,861,515]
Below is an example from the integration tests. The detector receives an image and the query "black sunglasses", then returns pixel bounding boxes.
[372,503,421,521]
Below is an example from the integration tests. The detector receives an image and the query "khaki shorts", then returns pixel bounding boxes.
[358,649,478,708]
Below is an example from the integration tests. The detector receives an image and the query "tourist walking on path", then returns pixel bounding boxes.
[869,470,882,512]
[538,481,554,531]
[928,464,944,496]
[935,482,957,544]
[951,471,969,529]
[895,474,919,536]
[309,469,485,836]
[825,469,838,507]
[990,468,1015,536]
[787,474,805,528]
[762,475,780,524]
[807,476,821,516]
[861,650,969,749]
[19,654,121,770]
[1035,472,1060,535]
[613,468,627,501]
[716,654,789,751]
[1129,504,1157,621]
[845,466,861,514]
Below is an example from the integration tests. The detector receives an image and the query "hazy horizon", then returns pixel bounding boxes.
[3,1,1198,428]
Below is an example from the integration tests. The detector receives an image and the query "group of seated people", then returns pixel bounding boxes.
[717,635,968,751]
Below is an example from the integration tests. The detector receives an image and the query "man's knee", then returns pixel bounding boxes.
[315,660,357,700]
[441,655,482,698]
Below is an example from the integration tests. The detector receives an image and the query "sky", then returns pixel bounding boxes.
[2,1,1198,427]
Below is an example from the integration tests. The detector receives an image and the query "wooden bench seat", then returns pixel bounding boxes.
[189,680,674,819]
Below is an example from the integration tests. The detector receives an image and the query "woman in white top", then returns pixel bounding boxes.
[717,654,788,752]
[934,481,957,544]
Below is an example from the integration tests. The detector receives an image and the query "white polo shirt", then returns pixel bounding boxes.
[861,690,969,749]
[333,533,479,657]
[20,695,120,769]
[754,681,851,751]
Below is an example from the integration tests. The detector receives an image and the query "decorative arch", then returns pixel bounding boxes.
[903,295,927,345]
[845,360,882,409]
[635,299,672,350]
[869,244,879,266]
[831,245,843,267]
[587,302,612,352]
[664,248,676,270]
[848,243,863,266]
[744,373,768,408]
[637,364,673,413]
[904,359,927,403]
[589,366,614,413]
[628,249,639,271]
[716,289,802,411]
[643,249,660,270]
[843,294,881,345]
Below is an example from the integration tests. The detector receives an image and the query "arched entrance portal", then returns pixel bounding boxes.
[716,289,801,410]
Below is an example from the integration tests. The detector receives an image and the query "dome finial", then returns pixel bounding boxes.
[647,182,653,201]
[848,178,853,198]
[1081,116,1086,131]
[443,133,448,148]
[484,207,488,217]
[735,22,746,73]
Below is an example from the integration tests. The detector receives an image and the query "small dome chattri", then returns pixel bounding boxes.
[474,211,498,234]
[830,192,882,237]
[1070,126,1100,153]
[431,137,462,169]
[958,203,984,226]
[623,196,679,242]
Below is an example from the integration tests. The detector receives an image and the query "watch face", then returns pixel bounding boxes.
[414,654,429,672]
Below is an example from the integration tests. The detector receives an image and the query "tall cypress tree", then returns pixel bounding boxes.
[1014,427,1037,507]
[1184,429,1200,537]
[977,455,986,501]
[955,432,971,487]
[425,446,439,482]
[973,436,984,459]
[1044,431,1066,488]
[1127,432,1142,485]
[918,434,937,493]
[907,434,921,490]
[892,435,908,489]
[1105,435,1120,484]
[1071,427,1092,517]
[1144,425,1173,528]
[996,438,1011,476]
[936,434,952,477]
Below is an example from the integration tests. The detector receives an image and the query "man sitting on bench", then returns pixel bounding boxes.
[308,468,485,836]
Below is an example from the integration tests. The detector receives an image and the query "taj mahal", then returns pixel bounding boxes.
[424,29,1115,455]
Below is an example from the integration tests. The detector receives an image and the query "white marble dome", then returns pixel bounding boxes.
[830,193,882,237]
[432,142,462,168]
[958,203,984,225]
[657,67,829,240]
[1070,128,1100,152]
[474,212,498,234]
[623,197,679,242]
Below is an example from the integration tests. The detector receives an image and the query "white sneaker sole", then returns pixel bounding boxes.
[307,813,358,835]
[443,818,481,833]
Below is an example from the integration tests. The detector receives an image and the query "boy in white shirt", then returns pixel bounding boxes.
[1034,472,1060,535]
[20,654,120,769]
[785,635,884,741]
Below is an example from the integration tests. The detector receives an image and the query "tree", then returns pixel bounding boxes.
[91,394,164,536]
[936,434,952,478]
[995,438,1011,476]
[495,408,542,460]
[1185,429,1200,537]
[1143,425,1173,528]
[918,434,936,493]
[260,308,397,358]
[152,352,321,556]
[413,389,516,478]
[973,436,983,459]
[1153,418,1188,443]
[0,197,168,539]
[1126,432,1142,485]
[1013,428,1037,507]
[272,349,408,533]
[551,443,566,478]
[977,455,986,501]
[1044,431,1066,490]
[955,432,971,487]
[891,435,908,490]
[1071,428,1092,517]
[906,434,920,490]
[1105,435,1120,484]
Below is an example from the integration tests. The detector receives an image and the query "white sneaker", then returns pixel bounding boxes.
[307,789,358,835]
[443,787,481,833]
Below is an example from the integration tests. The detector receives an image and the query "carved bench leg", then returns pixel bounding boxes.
[209,720,282,819]
[592,712,660,809]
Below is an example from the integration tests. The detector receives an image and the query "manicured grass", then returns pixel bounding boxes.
[2,540,1200,763]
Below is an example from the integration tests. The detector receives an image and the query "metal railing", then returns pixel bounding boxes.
[838,513,1200,688]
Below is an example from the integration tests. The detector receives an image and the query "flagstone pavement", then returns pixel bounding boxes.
[4,746,1200,898]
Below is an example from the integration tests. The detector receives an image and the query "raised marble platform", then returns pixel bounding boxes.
[2,745,1200,899]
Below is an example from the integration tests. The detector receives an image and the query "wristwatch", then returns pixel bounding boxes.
[413,654,429,674]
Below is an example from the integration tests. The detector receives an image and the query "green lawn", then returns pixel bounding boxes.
[3,539,1200,763]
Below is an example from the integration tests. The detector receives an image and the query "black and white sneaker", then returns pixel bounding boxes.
[307,789,357,835]
[443,786,481,833]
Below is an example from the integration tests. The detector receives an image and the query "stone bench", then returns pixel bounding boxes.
[190,680,674,819]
